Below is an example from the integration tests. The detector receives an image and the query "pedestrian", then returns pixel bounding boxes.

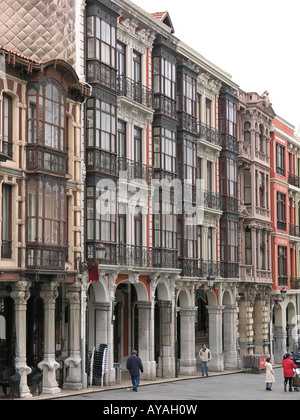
[199,344,211,377]
[126,350,143,392]
[282,353,296,392]
[265,357,275,391]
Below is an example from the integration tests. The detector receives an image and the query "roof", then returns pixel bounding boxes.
[150,11,175,33]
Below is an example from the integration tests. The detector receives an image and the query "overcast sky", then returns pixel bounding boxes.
[134,0,300,134]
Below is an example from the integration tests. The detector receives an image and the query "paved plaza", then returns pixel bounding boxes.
[48,367,299,402]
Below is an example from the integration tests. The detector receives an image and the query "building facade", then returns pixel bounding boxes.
[0,46,90,396]
[0,0,299,397]
[270,116,300,363]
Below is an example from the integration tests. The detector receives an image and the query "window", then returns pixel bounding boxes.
[206,99,211,126]
[134,211,142,247]
[207,161,212,192]
[244,169,251,205]
[183,74,196,116]
[153,127,176,173]
[278,246,287,286]
[219,98,237,138]
[276,143,285,176]
[185,223,197,259]
[1,184,12,258]
[27,179,66,246]
[116,42,126,75]
[86,98,116,151]
[220,221,238,263]
[86,15,116,66]
[259,124,264,152]
[245,228,252,265]
[117,120,126,158]
[153,57,176,100]
[259,172,265,208]
[207,227,212,261]
[87,185,116,243]
[277,192,286,231]
[2,94,13,159]
[244,122,251,143]
[133,51,141,84]
[184,140,196,185]
[27,81,66,151]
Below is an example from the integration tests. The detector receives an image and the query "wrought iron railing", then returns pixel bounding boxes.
[289,223,300,237]
[1,240,12,259]
[26,147,67,176]
[197,122,221,146]
[87,243,178,269]
[203,190,223,211]
[288,172,300,188]
[26,246,67,271]
[116,74,153,108]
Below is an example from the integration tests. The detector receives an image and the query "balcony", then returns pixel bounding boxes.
[87,61,116,91]
[26,146,67,176]
[116,75,153,109]
[202,190,223,211]
[1,240,12,259]
[86,149,118,177]
[26,246,67,272]
[289,223,300,238]
[288,172,300,189]
[154,94,177,120]
[0,141,13,161]
[87,243,178,269]
[180,259,223,278]
[197,122,221,147]
[119,157,152,184]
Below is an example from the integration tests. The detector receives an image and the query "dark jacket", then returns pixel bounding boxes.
[126,355,143,377]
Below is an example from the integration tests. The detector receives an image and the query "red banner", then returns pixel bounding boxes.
[88,264,99,283]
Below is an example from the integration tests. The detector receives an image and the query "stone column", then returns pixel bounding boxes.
[38,281,61,394]
[136,301,155,380]
[11,280,32,398]
[274,326,287,364]
[207,305,224,372]
[179,307,197,376]
[223,305,238,370]
[157,300,175,378]
[63,281,82,390]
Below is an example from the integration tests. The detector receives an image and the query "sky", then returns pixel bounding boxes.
[134,0,300,134]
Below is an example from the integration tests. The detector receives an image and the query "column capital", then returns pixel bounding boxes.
[11,280,32,304]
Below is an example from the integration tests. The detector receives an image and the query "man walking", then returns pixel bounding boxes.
[126,350,143,392]
[199,344,211,377]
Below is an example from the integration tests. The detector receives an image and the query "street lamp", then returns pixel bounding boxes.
[207,274,215,290]
[279,287,287,302]
[95,243,106,262]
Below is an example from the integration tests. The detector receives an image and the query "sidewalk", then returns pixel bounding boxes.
[5,368,245,400]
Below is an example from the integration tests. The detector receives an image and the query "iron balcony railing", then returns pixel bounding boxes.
[288,172,300,188]
[26,146,68,176]
[116,74,153,109]
[1,240,12,259]
[1,141,13,160]
[26,246,67,272]
[203,190,223,211]
[197,122,221,147]
[87,243,178,269]
[289,223,300,238]
[86,150,152,183]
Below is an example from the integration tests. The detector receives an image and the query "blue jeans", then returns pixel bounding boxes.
[202,361,209,375]
[131,375,140,389]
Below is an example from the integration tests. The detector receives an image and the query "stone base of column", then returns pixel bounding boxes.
[210,353,224,372]
[38,359,61,394]
[141,360,156,380]
[16,363,32,398]
[224,351,238,370]
[157,356,175,378]
[179,358,197,376]
[63,355,82,390]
